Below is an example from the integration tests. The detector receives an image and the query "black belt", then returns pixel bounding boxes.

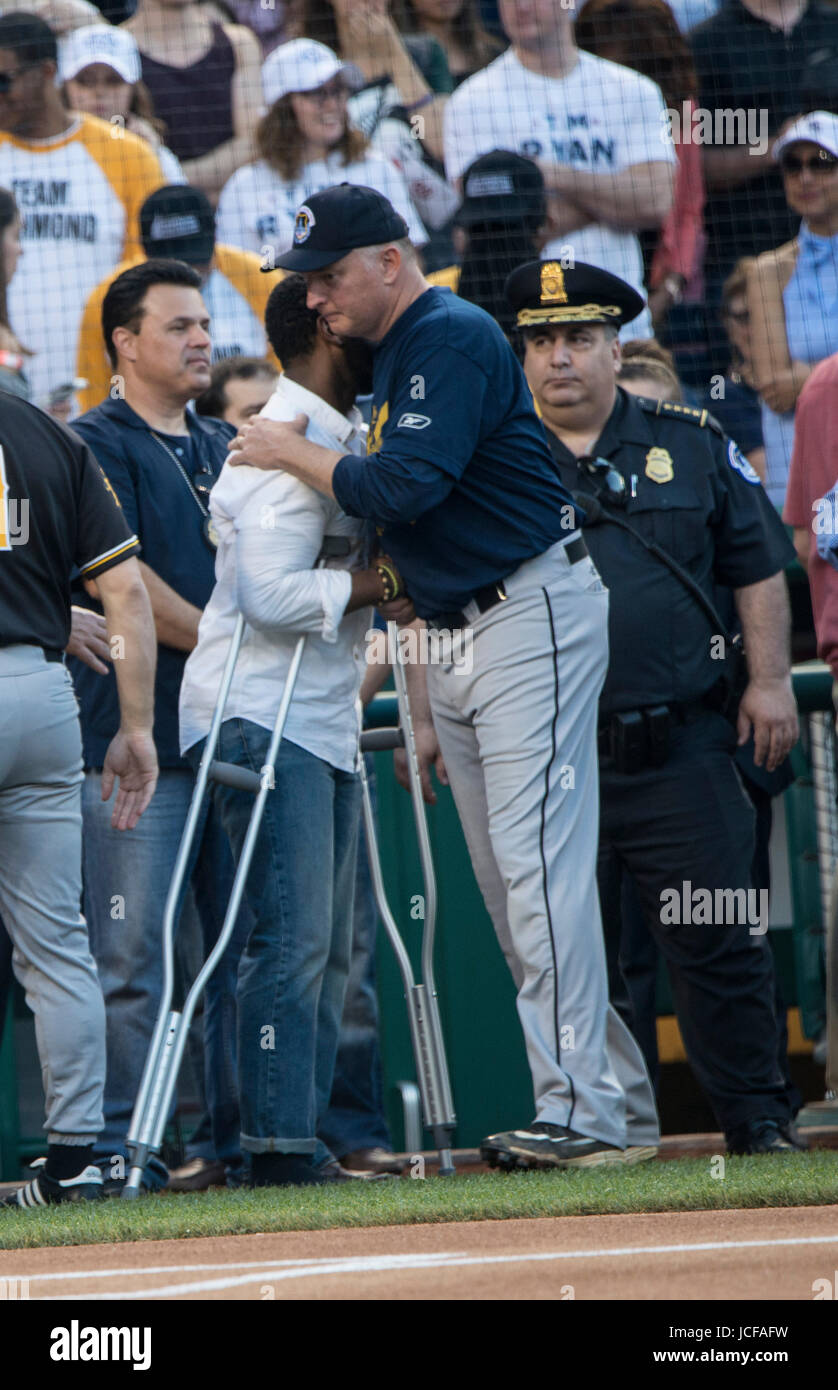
[426,535,589,631]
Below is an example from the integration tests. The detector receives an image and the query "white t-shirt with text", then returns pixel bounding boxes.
[444,49,676,338]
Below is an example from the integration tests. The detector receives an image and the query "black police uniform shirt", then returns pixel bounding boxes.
[0,393,140,651]
[331,286,580,618]
[544,388,795,720]
[69,396,234,769]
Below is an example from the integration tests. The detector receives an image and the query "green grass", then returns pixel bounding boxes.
[1,1152,837,1250]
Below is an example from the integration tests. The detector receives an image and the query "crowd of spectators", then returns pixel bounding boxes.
[1,0,838,1174]
[1,0,835,488]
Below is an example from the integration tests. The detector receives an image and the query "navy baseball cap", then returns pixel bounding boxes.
[456,150,546,228]
[271,184,410,272]
[140,185,216,265]
[506,259,645,329]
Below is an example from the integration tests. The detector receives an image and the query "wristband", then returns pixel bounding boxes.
[405,91,434,114]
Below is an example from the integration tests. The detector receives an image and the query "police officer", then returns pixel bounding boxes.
[228,183,661,1172]
[507,258,801,1154]
[0,392,158,1208]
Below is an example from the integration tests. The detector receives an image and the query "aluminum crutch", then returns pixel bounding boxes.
[358,621,457,1175]
[122,537,349,1197]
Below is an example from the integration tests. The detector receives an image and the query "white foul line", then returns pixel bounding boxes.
[30,1231,838,1300]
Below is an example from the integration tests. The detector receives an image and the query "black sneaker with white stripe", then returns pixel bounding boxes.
[481,1122,623,1170]
[1,1157,104,1208]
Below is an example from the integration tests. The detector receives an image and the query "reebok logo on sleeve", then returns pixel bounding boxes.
[397,413,432,429]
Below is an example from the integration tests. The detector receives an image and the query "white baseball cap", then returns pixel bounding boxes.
[58,24,142,86]
[261,38,360,109]
[772,111,838,162]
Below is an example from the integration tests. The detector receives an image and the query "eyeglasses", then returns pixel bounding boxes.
[299,80,347,106]
[0,63,36,94]
[578,455,627,507]
[780,150,838,176]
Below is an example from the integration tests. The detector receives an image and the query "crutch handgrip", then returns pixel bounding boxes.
[208,760,263,793]
[359,728,405,753]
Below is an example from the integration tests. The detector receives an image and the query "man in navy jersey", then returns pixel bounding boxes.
[229,184,660,1170]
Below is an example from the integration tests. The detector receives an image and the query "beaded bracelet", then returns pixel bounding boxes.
[375,559,403,603]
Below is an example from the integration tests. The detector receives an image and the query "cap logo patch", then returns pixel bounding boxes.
[645,446,674,484]
[294,205,315,244]
[149,213,201,240]
[465,172,515,199]
[540,262,568,304]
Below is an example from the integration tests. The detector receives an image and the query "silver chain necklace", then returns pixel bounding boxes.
[150,430,219,549]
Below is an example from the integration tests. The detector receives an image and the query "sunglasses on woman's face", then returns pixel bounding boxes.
[781,150,838,176]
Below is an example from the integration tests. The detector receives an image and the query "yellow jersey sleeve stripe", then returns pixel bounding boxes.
[76,257,141,415]
[78,114,166,258]
[78,535,141,576]
[427,265,461,293]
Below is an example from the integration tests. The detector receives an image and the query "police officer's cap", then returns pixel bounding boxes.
[271,185,410,272]
[505,259,645,330]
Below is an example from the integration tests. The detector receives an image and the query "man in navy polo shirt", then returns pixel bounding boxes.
[229,184,661,1172]
[70,258,248,1192]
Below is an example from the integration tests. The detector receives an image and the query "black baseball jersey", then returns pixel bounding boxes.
[545,389,795,718]
[0,393,140,651]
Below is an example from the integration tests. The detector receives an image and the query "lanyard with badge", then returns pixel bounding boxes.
[150,431,220,550]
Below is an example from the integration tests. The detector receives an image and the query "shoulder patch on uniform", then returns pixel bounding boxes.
[727,438,761,485]
[635,397,725,435]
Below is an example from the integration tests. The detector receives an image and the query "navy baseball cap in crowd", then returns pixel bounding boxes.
[456,150,546,228]
[505,259,645,329]
[271,185,410,272]
[140,185,216,265]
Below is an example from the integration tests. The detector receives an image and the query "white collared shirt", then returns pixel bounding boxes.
[178,374,371,772]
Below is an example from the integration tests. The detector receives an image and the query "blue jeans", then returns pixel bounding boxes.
[190,722,360,1155]
[82,767,250,1181]
[319,759,393,1157]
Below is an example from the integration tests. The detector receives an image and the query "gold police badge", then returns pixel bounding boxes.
[540,262,568,304]
[644,446,674,484]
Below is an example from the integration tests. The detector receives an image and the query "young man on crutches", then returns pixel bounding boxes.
[179,274,405,1187]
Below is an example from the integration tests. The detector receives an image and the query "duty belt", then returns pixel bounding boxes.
[597,697,718,774]
[426,534,589,631]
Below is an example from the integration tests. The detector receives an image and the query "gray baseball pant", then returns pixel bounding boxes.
[426,538,659,1149]
[0,646,104,1143]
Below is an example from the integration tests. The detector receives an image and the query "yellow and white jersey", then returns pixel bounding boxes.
[75,245,285,414]
[0,114,165,408]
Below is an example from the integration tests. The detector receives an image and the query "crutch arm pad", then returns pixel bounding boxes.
[359,728,405,752]
[207,760,264,793]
